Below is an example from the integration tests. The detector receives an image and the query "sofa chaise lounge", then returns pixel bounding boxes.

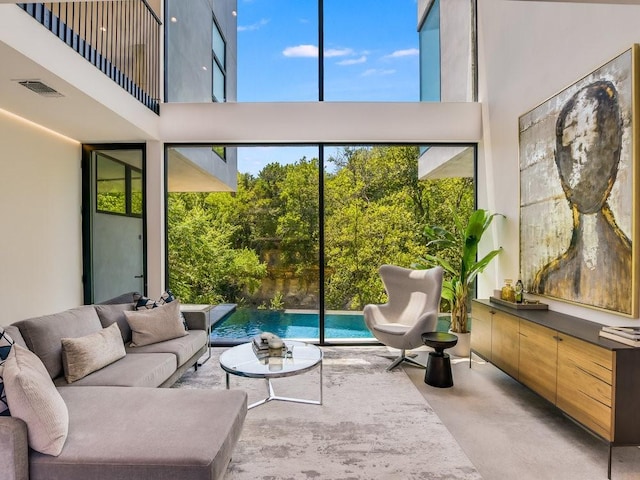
[0,293,247,480]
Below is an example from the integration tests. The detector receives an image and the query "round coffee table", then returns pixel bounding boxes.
[219,340,323,409]
[421,332,458,388]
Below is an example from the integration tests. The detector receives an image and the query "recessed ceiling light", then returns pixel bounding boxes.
[202,66,208,71]
[232,11,237,17]
[170,16,177,23]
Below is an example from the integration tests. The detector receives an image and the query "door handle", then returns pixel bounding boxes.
[134,275,144,278]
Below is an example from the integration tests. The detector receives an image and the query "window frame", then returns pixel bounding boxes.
[212,16,227,102]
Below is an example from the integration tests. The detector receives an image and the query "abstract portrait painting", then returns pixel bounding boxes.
[519,46,638,316]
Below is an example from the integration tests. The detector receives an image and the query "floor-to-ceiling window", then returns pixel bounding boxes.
[166,143,475,344]
[165,0,478,344]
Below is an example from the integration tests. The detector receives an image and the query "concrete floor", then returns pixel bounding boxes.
[403,353,640,480]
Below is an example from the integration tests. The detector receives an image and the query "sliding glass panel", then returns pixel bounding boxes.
[167,146,320,343]
[323,145,475,340]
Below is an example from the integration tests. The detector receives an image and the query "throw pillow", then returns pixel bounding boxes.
[61,323,126,384]
[125,300,188,347]
[3,344,69,456]
[94,303,135,343]
[134,289,188,330]
[0,326,15,416]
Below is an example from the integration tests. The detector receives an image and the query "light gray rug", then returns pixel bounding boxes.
[174,346,482,480]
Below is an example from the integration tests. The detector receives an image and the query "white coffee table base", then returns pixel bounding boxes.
[220,341,323,410]
[225,367,323,410]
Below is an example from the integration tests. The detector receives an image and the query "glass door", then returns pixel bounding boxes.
[82,145,145,304]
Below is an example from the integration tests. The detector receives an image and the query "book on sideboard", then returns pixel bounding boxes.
[599,329,640,347]
[601,326,640,340]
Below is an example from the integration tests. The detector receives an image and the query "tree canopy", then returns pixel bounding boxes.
[167,146,473,310]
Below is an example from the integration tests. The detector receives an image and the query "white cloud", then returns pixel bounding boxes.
[362,69,395,77]
[238,18,270,32]
[283,44,319,58]
[386,48,419,58]
[325,48,354,58]
[337,56,367,66]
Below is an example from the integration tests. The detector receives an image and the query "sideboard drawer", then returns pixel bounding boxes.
[558,334,613,383]
[557,334,613,440]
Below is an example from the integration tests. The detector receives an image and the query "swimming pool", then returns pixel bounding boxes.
[210,308,453,342]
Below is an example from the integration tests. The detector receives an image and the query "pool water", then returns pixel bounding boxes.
[211,308,453,341]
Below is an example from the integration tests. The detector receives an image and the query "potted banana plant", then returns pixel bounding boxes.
[414,209,503,356]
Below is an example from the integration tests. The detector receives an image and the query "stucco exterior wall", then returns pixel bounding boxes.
[0,110,83,324]
[477,0,640,324]
[165,0,237,103]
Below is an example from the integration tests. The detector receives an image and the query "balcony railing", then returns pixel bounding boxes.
[19,1,161,114]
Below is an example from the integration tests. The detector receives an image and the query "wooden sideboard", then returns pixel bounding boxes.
[471,299,640,479]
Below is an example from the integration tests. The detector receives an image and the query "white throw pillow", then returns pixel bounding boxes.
[125,300,188,347]
[61,322,126,383]
[3,344,69,456]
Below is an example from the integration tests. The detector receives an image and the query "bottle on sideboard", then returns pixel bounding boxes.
[515,279,524,304]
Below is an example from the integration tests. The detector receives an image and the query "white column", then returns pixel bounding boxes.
[146,141,165,298]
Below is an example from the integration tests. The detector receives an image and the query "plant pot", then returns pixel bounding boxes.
[447,330,471,357]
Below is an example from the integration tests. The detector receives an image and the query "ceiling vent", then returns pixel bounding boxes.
[17,80,64,98]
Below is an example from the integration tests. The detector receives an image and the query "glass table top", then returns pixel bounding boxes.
[219,340,322,379]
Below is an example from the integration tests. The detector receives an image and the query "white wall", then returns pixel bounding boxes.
[0,109,83,325]
[477,0,640,325]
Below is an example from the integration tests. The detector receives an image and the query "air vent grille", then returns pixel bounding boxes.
[17,80,64,98]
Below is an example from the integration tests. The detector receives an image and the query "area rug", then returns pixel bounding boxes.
[173,346,482,480]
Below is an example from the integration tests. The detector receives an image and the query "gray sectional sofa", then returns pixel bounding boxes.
[0,294,247,480]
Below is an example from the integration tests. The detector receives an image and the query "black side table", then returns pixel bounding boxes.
[421,332,458,388]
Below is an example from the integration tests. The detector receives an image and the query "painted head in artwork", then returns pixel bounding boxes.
[555,80,623,214]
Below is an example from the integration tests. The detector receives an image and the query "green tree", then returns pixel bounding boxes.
[167,193,266,304]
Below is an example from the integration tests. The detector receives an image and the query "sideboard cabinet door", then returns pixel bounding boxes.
[518,320,558,404]
[471,302,493,361]
[491,311,520,379]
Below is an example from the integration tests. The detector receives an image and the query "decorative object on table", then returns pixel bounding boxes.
[362,265,443,370]
[252,332,287,358]
[489,296,548,310]
[599,326,640,347]
[519,45,639,317]
[501,279,516,302]
[514,279,524,303]
[414,209,503,357]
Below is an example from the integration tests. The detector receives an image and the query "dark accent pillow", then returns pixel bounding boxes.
[94,303,135,343]
[134,290,188,330]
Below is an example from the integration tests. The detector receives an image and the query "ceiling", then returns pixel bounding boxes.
[0,3,160,143]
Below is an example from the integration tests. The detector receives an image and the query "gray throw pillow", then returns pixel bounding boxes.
[125,300,188,347]
[94,303,134,343]
[61,323,126,383]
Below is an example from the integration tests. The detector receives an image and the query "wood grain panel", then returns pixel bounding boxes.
[557,334,613,440]
[558,334,613,383]
[491,311,519,378]
[519,320,557,403]
[471,303,492,360]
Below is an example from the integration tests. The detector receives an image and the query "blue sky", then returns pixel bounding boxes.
[235,0,420,174]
